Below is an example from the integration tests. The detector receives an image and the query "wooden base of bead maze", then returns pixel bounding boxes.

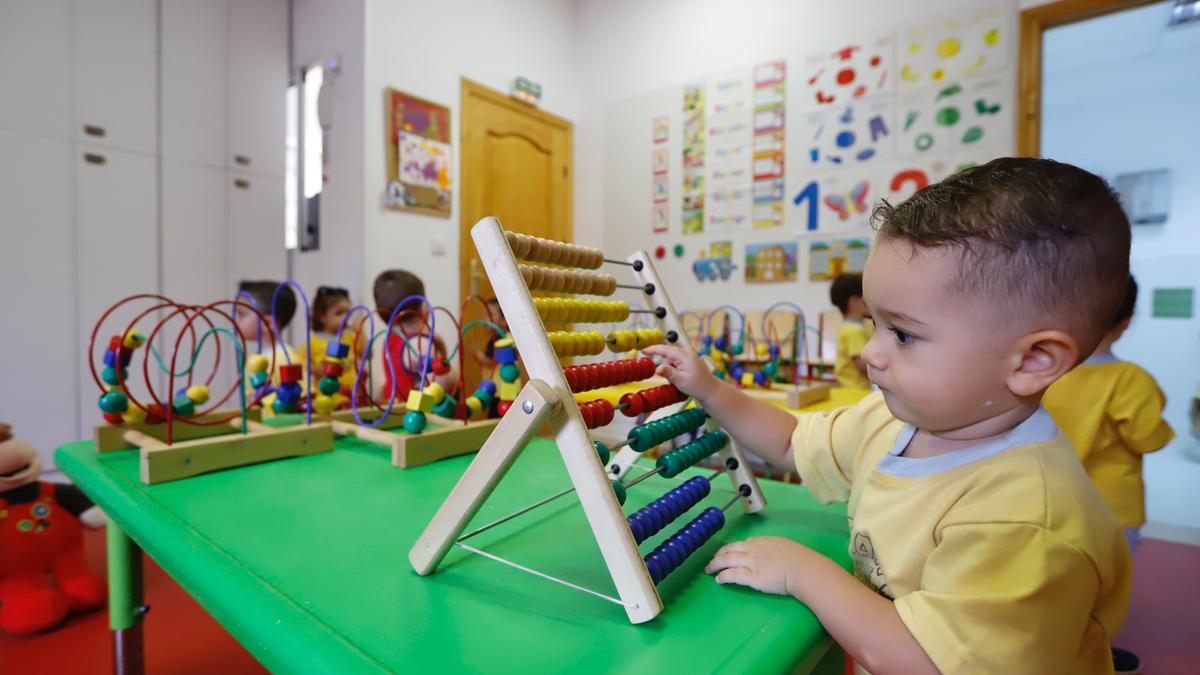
[118,417,334,485]
[94,408,264,453]
[323,408,502,469]
[739,382,833,409]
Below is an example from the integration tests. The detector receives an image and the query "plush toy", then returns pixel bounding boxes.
[0,423,107,634]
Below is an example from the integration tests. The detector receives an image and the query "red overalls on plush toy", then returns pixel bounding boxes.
[0,423,107,634]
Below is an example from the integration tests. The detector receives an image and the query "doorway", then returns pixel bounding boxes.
[458,78,573,388]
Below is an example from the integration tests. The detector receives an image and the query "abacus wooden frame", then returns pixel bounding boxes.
[409,216,766,624]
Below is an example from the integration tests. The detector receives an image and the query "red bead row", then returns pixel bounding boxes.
[619,384,687,417]
[562,357,656,393]
[577,399,616,429]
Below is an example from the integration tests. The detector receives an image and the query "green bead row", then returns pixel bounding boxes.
[628,408,709,452]
[655,431,728,478]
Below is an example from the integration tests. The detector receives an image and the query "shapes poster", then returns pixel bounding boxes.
[800,35,894,108]
[809,238,871,281]
[898,9,1008,89]
[681,83,706,234]
[745,241,799,283]
[801,95,894,170]
[384,88,452,215]
[753,60,786,228]
[896,75,1010,157]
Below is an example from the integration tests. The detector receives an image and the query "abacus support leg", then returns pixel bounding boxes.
[409,380,561,575]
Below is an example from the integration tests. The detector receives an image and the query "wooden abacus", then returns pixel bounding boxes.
[409,217,766,624]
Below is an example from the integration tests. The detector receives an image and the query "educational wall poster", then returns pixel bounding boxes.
[652,147,669,174]
[791,170,874,233]
[653,115,669,144]
[897,8,1009,89]
[705,68,754,231]
[800,35,894,107]
[809,238,871,281]
[801,95,894,170]
[896,75,1010,157]
[879,147,1003,204]
[753,60,786,228]
[652,203,669,233]
[682,83,706,234]
[692,240,737,282]
[652,174,669,203]
[384,87,452,216]
[745,241,799,283]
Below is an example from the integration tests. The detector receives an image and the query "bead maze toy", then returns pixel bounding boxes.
[410,218,767,624]
[89,284,503,484]
[88,291,334,485]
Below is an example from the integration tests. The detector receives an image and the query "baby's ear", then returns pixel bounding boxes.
[1006,330,1078,397]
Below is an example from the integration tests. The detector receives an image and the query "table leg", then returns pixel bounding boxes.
[107,520,145,675]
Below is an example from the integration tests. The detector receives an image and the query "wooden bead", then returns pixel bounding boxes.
[186,384,210,405]
[122,329,146,350]
[423,382,446,405]
[403,410,428,433]
[98,390,128,414]
[318,376,340,396]
[122,406,147,425]
[464,396,483,418]
[520,265,534,287]
[103,412,124,425]
[312,394,336,415]
[279,364,303,383]
[247,354,269,374]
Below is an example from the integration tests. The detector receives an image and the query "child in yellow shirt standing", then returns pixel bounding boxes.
[830,273,872,390]
[648,158,1132,674]
[1044,276,1175,549]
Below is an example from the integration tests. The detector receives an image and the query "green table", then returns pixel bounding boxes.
[57,433,850,674]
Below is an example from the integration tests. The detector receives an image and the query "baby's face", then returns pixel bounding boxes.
[234,305,263,342]
[861,237,1021,432]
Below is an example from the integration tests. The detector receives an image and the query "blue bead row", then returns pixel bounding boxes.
[644,507,725,584]
[626,476,710,544]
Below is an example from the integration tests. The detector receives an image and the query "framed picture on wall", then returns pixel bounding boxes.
[384,87,452,217]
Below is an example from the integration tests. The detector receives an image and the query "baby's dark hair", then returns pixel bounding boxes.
[830,273,864,315]
[872,157,1131,358]
[373,270,425,321]
[312,285,350,332]
[1112,276,1138,328]
[238,280,296,329]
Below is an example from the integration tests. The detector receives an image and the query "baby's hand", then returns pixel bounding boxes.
[643,345,718,403]
[705,536,813,596]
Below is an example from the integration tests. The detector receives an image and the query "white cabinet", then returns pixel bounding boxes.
[162,160,228,301]
[74,145,159,434]
[228,0,288,176]
[228,171,287,290]
[161,0,228,167]
[0,131,78,464]
[0,0,73,139]
[73,0,158,154]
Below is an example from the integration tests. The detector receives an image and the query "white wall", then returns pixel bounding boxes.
[1043,2,1200,535]
[291,0,367,304]
[575,0,1019,321]
[360,0,583,316]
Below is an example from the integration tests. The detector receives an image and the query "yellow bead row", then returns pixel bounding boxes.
[534,298,631,324]
[606,328,664,353]
[548,330,607,357]
[506,231,604,269]
[519,264,617,296]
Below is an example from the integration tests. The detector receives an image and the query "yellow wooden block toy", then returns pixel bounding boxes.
[498,380,520,401]
[407,389,435,413]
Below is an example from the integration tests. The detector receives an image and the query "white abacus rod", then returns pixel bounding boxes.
[604,258,638,267]
[455,542,638,609]
[619,467,663,490]
[720,494,742,512]
[457,484,578,542]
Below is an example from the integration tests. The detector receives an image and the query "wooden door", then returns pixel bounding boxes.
[459,79,572,388]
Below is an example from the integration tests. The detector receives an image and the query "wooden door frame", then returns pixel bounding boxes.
[1018,0,1160,156]
[458,77,574,305]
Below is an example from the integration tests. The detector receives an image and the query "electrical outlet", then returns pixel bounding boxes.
[430,235,448,257]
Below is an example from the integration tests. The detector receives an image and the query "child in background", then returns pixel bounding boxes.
[647,158,1131,674]
[235,280,300,414]
[370,270,458,401]
[830,273,872,390]
[1044,276,1174,553]
[472,297,511,367]
[302,285,358,404]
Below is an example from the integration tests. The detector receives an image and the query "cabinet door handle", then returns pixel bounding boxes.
[83,153,107,166]
[233,178,251,189]
[234,154,251,166]
[83,124,106,138]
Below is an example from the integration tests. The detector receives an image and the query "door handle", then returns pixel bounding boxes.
[470,258,481,296]
[83,153,106,165]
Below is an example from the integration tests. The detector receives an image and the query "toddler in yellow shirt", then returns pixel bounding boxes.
[648,157,1132,674]
[830,273,872,390]
[1044,276,1174,552]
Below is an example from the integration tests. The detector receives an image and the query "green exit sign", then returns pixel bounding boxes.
[1152,288,1194,319]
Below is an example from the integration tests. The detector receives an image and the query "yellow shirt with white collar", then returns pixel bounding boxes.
[792,392,1131,674]
[1043,354,1174,527]
[834,321,872,390]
